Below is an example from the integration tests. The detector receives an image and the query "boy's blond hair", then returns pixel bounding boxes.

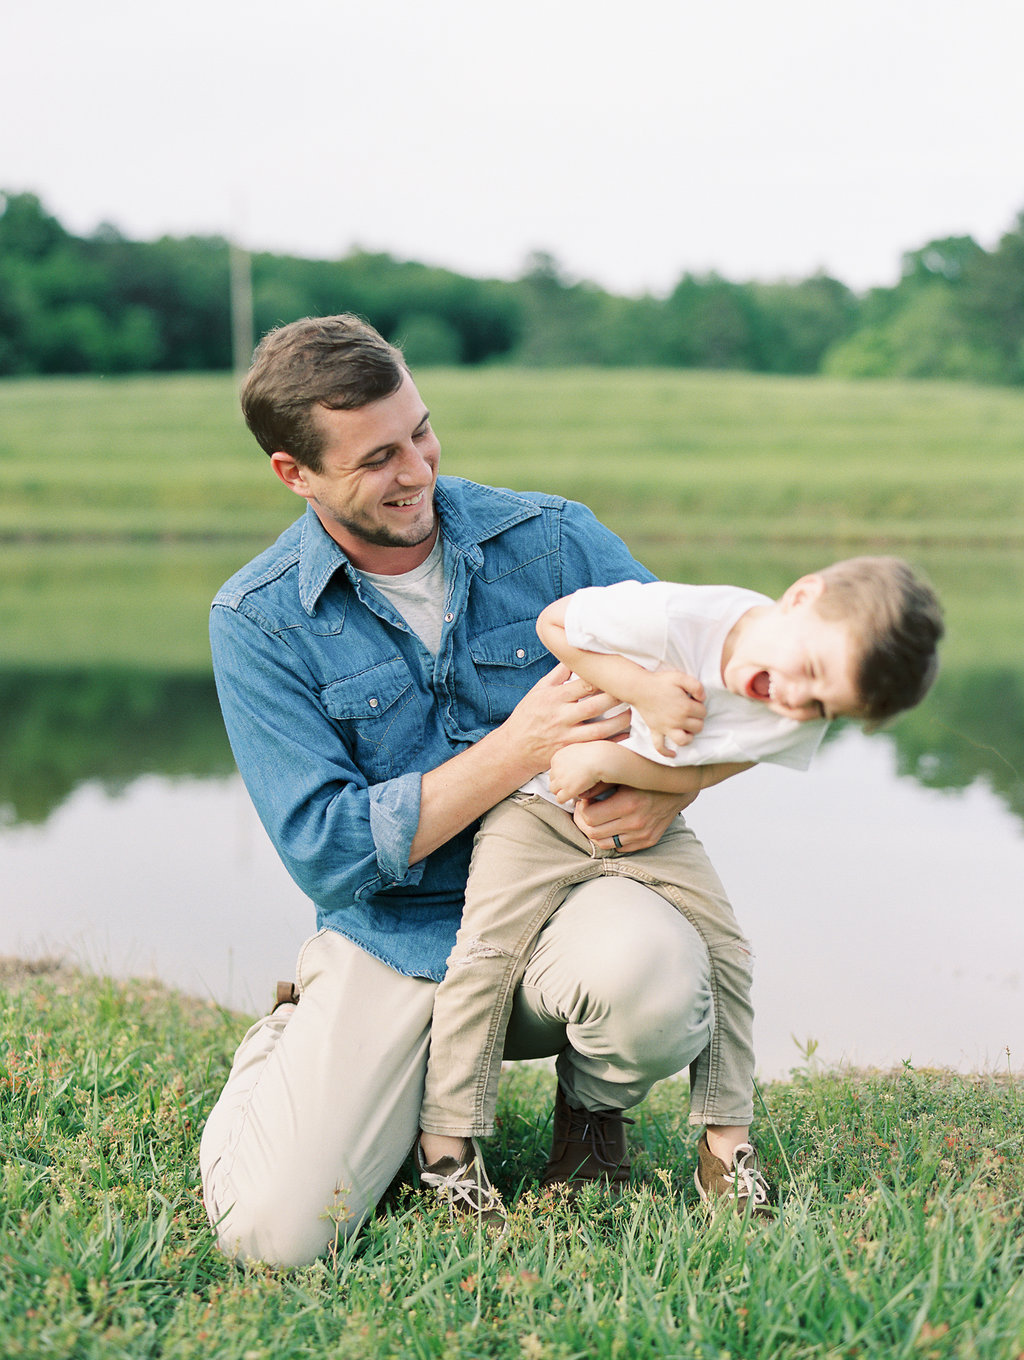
[814,556,943,726]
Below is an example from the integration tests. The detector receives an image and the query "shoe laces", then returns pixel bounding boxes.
[724,1142,769,1207]
[416,1144,504,1217]
[564,1107,635,1169]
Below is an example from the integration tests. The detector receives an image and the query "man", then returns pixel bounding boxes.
[200,314,734,1266]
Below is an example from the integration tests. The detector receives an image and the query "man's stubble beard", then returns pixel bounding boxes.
[323,499,437,552]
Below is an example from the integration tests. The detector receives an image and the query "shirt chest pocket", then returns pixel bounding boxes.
[320,656,424,782]
[468,620,553,724]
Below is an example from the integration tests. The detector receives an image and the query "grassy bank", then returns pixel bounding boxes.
[2,963,1022,1359]
[4,369,1024,546]
[3,368,1024,672]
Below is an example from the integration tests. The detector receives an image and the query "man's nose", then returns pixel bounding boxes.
[394,442,433,482]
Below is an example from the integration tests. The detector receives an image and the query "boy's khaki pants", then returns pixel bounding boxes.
[200,870,715,1267]
[421,795,755,1141]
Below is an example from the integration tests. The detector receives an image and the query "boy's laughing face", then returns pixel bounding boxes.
[721,577,863,723]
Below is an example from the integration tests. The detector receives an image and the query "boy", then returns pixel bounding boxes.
[416,557,942,1220]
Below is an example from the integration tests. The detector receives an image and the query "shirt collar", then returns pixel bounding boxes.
[296,478,542,616]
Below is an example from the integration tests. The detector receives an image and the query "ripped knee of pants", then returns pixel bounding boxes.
[447,935,512,969]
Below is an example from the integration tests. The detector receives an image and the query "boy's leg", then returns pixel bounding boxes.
[601,818,757,1133]
[200,927,435,1268]
[589,821,770,1212]
[420,797,601,1140]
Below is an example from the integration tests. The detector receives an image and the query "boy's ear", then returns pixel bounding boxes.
[780,573,826,610]
[270,451,315,499]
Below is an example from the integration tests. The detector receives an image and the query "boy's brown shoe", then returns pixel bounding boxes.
[540,1085,633,1194]
[694,1131,772,1217]
[415,1137,507,1228]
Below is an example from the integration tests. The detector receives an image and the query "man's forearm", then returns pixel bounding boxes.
[409,726,540,865]
[408,664,634,865]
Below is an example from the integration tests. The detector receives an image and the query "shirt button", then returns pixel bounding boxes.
[515,649,525,658]
[444,612,454,623]
[368,698,379,708]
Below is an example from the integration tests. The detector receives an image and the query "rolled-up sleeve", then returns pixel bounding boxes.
[210,603,427,915]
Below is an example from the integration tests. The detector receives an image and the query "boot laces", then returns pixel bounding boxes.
[566,1107,635,1168]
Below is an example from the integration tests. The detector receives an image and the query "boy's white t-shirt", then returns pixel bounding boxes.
[521,579,827,805]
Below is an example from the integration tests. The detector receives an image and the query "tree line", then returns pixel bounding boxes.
[2,189,1023,382]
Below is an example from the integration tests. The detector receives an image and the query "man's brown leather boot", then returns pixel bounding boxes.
[540,1085,633,1194]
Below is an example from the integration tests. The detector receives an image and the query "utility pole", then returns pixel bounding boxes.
[229,236,254,378]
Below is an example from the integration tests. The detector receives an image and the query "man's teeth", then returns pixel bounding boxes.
[391,493,423,506]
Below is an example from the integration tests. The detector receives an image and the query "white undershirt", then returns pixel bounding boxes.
[357,535,447,655]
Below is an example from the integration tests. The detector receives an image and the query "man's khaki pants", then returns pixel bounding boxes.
[200,875,714,1267]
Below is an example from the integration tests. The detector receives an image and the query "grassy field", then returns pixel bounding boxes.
[1,962,1022,1359]
[2,368,1024,669]
[3,374,1024,1354]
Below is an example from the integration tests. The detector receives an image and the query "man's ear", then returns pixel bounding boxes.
[269,451,315,499]
[780,573,826,610]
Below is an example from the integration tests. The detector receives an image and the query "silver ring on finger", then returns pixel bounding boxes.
[612,834,623,850]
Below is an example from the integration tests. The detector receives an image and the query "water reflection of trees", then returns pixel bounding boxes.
[2,666,1023,829]
[0,670,233,825]
[884,667,1024,823]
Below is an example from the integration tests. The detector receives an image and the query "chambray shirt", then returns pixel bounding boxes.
[209,476,654,981]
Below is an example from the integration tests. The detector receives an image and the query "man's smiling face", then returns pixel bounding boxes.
[270,371,441,573]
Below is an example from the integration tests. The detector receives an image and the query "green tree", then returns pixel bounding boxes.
[749,275,857,373]
[0,190,68,258]
[824,282,1002,381]
[658,274,760,369]
[396,313,462,366]
[822,234,1012,383]
[957,214,1024,383]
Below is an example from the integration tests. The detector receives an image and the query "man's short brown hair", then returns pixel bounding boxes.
[240,315,406,472]
[815,556,944,726]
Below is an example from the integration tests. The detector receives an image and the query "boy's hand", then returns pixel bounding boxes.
[634,670,707,757]
[548,743,612,805]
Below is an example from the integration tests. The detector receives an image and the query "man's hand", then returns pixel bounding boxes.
[497,663,630,784]
[572,783,696,853]
[411,664,628,865]
[633,670,706,757]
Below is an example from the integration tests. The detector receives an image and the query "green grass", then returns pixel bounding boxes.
[3,368,1023,544]
[2,963,1022,1358]
[2,368,1024,672]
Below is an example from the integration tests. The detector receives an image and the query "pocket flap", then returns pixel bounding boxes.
[469,620,550,669]
[321,656,412,720]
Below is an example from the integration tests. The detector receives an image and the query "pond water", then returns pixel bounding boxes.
[3,679,1022,1081]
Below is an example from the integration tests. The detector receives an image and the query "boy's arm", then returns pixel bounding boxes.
[548,740,753,806]
[537,598,705,754]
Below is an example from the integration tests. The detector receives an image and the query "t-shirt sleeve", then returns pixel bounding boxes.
[562,580,670,670]
[746,716,828,770]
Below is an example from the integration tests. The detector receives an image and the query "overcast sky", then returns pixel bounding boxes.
[6,0,1023,296]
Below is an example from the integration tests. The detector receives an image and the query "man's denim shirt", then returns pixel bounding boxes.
[210,476,654,981]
